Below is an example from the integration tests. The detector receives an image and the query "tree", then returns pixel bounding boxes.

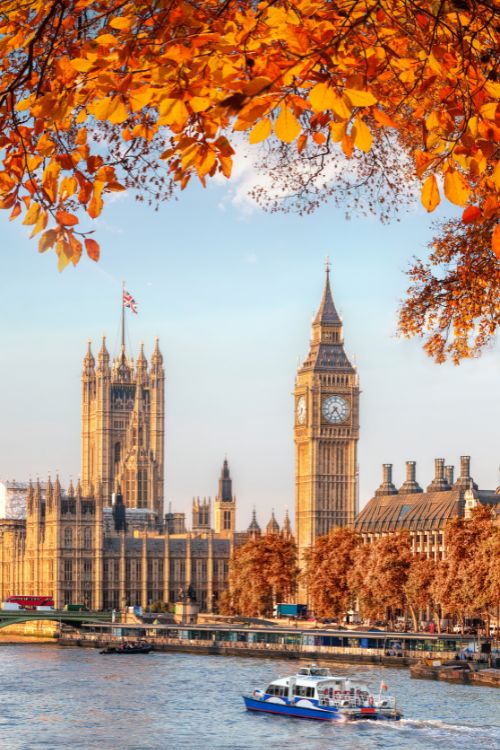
[222,532,298,617]
[404,556,438,632]
[350,532,413,622]
[303,527,360,619]
[434,505,497,630]
[0,1,498,360]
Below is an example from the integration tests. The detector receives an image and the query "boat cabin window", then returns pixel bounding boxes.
[294,686,315,698]
[266,685,288,697]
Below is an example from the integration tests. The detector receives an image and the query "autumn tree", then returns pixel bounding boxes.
[433,506,497,630]
[350,532,413,623]
[404,556,439,632]
[0,1,498,360]
[303,527,360,619]
[222,532,298,617]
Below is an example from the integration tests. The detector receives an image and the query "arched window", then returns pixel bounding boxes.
[114,442,121,463]
[64,527,72,548]
[83,527,92,550]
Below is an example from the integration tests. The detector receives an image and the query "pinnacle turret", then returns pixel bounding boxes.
[97,336,110,372]
[151,337,164,369]
[136,342,148,383]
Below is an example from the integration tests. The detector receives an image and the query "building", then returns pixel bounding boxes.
[294,264,360,571]
[0,336,283,611]
[355,456,500,558]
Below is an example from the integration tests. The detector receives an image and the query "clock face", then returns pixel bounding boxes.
[322,395,349,424]
[296,395,306,425]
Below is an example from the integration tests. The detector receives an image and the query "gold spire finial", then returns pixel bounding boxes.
[325,256,331,275]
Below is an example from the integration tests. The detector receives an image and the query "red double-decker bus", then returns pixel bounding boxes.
[6,595,54,610]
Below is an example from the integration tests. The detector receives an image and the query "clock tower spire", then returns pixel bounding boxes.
[294,264,360,583]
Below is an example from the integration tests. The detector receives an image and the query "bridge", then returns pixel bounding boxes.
[0,610,111,630]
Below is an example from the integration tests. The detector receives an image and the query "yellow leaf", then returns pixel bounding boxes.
[249,118,272,144]
[38,229,57,253]
[96,34,118,46]
[309,83,337,113]
[15,94,35,112]
[274,105,301,143]
[330,121,346,142]
[22,202,41,226]
[345,89,377,107]
[109,16,132,31]
[29,209,48,238]
[157,98,189,127]
[421,174,440,212]
[107,98,129,125]
[190,97,211,113]
[479,102,498,121]
[444,170,470,207]
[352,118,372,153]
[130,87,156,112]
[70,58,94,73]
[331,96,351,120]
[89,96,128,124]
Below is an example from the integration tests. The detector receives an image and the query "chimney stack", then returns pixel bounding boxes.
[445,465,454,486]
[455,455,477,490]
[427,458,451,492]
[375,463,398,496]
[399,461,423,494]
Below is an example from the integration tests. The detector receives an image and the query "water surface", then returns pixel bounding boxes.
[0,645,498,749]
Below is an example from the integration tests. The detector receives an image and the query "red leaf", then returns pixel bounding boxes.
[462,206,481,224]
[85,237,100,262]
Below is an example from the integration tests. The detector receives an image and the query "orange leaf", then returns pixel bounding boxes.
[85,238,100,262]
[462,206,481,224]
[56,210,78,226]
[274,105,301,143]
[493,224,500,260]
[373,109,398,128]
[421,174,440,212]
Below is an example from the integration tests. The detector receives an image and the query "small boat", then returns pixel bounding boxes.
[243,664,402,721]
[100,641,153,655]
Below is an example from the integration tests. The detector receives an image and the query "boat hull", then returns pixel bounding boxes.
[243,696,401,722]
[243,696,342,721]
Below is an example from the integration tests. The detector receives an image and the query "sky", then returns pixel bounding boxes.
[0,151,499,531]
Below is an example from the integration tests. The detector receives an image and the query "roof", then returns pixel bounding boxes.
[355,489,464,533]
[356,486,500,533]
[313,271,342,327]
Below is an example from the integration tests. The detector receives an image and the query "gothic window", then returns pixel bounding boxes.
[138,469,147,507]
[114,442,121,464]
[83,527,92,550]
[223,510,232,530]
[83,560,92,582]
[64,527,72,548]
[64,560,72,582]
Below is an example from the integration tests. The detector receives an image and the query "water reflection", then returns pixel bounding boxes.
[0,645,498,750]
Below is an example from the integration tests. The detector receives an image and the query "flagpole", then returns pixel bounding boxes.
[121,280,125,350]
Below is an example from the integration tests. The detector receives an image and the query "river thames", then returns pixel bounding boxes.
[0,645,498,749]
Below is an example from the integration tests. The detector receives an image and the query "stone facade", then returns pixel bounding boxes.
[294,266,360,571]
[0,337,282,612]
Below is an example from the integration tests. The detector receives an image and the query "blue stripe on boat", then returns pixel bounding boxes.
[243,696,342,721]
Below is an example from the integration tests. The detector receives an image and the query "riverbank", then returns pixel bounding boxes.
[410,661,500,688]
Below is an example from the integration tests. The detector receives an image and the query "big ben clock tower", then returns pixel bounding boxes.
[294,263,359,571]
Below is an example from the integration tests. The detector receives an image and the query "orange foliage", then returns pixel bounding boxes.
[0,0,497,280]
[223,533,298,617]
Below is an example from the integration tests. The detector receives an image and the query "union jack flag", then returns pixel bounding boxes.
[123,289,138,314]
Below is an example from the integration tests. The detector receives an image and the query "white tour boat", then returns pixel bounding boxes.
[243,664,402,721]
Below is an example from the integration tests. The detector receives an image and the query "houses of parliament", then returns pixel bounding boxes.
[1,268,497,611]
